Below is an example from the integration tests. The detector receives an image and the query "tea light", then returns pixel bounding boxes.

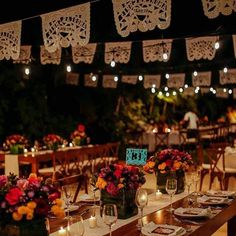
[31,147,35,152]
[155,190,163,200]
[69,142,73,147]
[24,148,28,153]
[89,215,97,228]
[58,227,67,236]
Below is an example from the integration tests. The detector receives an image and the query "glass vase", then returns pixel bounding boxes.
[156,170,185,194]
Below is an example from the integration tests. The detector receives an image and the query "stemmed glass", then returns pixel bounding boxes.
[67,215,85,236]
[102,204,118,236]
[135,188,148,230]
[89,176,97,205]
[165,177,177,212]
[62,185,73,219]
[185,171,194,206]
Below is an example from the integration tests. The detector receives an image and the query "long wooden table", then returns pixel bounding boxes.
[49,194,236,236]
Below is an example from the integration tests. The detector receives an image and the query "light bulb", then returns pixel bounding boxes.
[165,73,169,79]
[164,86,168,91]
[158,91,163,96]
[138,75,143,81]
[184,84,188,88]
[91,75,97,81]
[214,41,220,50]
[151,87,156,93]
[114,76,118,82]
[110,60,116,67]
[163,53,168,60]
[25,67,30,75]
[193,71,198,77]
[173,91,177,96]
[223,67,228,73]
[179,88,183,93]
[166,92,170,97]
[66,65,71,72]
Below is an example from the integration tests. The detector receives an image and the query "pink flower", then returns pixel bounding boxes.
[5,187,23,205]
[17,179,28,190]
[0,175,7,187]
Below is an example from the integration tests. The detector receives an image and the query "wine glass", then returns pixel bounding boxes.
[185,171,194,206]
[62,185,73,219]
[102,204,118,236]
[135,188,148,230]
[89,176,97,205]
[165,177,177,212]
[67,215,85,236]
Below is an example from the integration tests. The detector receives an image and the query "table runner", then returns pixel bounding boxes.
[50,192,187,236]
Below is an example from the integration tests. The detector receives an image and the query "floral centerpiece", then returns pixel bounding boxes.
[0,173,65,236]
[93,163,146,219]
[4,134,28,154]
[143,148,193,194]
[70,124,87,146]
[43,134,64,151]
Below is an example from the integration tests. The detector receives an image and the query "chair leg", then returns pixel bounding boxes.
[224,177,230,190]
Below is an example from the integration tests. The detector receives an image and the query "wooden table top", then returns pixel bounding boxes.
[49,194,236,236]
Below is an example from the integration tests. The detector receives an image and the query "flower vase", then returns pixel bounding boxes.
[0,219,49,236]
[100,189,138,219]
[9,145,24,154]
[156,170,185,194]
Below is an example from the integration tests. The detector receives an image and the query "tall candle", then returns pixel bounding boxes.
[58,227,67,236]
[89,216,97,228]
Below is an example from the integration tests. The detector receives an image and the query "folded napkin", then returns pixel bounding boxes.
[142,222,185,236]
[174,207,212,218]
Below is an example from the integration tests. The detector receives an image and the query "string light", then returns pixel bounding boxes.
[91,75,97,81]
[110,60,116,68]
[151,87,156,93]
[66,65,72,72]
[229,89,232,94]
[158,91,163,96]
[179,88,183,93]
[163,52,168,61]
[193,71,198,77]
[173,91,177,96]
[114,75,118,82]
[223,67,228,73]
[165,73,170,79]
[24,67,30,75]
[184,84,188,88]
[138,75,143,81]
[214,41,220,50]
[164,86,168,91]
[166,92,170,97]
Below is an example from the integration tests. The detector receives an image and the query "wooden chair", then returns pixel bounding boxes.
[57,174,88,203]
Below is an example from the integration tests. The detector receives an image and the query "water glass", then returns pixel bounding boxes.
[67,215,85,236]
[102,204,118,236]
[165,177,177,212]
[62,185,73,218]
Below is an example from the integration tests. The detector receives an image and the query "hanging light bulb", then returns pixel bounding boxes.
[163,53,168,61]
[223,67,228,73]
[158,91,163,96]
[91,75,97,81]
[223,88,227,93]
[152,84,156,88]
[166,92,170,97]
[164,86,168,91]
[114,75,118,82]
[151,87,156,93]
[110,60,116,68]
[66,65,71,72]
[173,91,177,96]
[184,84,188,88]
[214,41,220,50]
[179,88,183,93]
[24,67,30,75]
[165,73,170,79]
[193,71,198,77]
[229,89,232,94]
[138,75,143,81]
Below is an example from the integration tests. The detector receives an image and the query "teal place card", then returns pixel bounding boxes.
[126,148,147,166]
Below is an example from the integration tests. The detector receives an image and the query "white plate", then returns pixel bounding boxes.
[64,205,79,213]
[197,195,231,205]
[206,190,236,198]
[142,222,186,236]
[78,194,100,202]
[174,207,211,218]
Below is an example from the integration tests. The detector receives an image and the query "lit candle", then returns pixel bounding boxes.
[89,216,97,228]
[31,147,35,152]
[155,190,163,200]
[24,148,28,153]
[69,143,73,147]
[58,227,67,236]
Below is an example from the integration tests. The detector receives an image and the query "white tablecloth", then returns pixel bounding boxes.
[50,192,187,236]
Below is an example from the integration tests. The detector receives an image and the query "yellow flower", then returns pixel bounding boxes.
[158,162,166,170]
[118,183,124,189]
[173,161,182,170]
[27,201,37,209]
[95,177,107,189]
[12,212,23,221]
[26,212,34,220]
[148,161,155,168]
[17,206,28,215]
[54,198,63,207]
[51,205,61,214]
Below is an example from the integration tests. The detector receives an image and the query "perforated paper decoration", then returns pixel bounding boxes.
[186,36,219,61]
[143,75,161,89]
[40,46,61,65]
[202,0,236,18]
[216,88,229,98]
[103,75,118,88]
[72,43,97,64]
[121,75,138,84]
[192,71,211,87]
[0,21,21,60]
[84,74,98,87]
[200,87,210,94]
[219,68,236,85]
[183,87,195,96]
[66,72,79,86]
[105,42,131,64]
[167,73,185,88]
[41,3,90,53]
[143,39,172,62]
[112,0,171,37]
[13,46,31,64]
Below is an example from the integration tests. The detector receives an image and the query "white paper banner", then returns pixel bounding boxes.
[186,36,219,61]
[103,75,117,88]
[200,87,210,94]
[121,75,138,85]
[202,0,236,19]
[41,3,90,53]
[216,88,229,98]
[105,42,131,64]
[72,43,97,64]
[40,46,61,65]
[0,21,21,60]
[13,45,31,64]
[143,75,161,89]
[192,71,211,87]
[219,68,236,85]
[167,73,185,88]
[112,0,171,37]
[66,72,79,86]
[143,39,172,62]
[183,87,195,96]
[84,74,98,87]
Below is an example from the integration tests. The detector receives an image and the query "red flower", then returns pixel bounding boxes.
[106,183,119,196]
[77,124,85,132]
[5,187,23,205]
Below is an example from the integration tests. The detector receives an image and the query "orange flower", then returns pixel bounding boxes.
[12,212,23,221]
[158,162,166,170]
